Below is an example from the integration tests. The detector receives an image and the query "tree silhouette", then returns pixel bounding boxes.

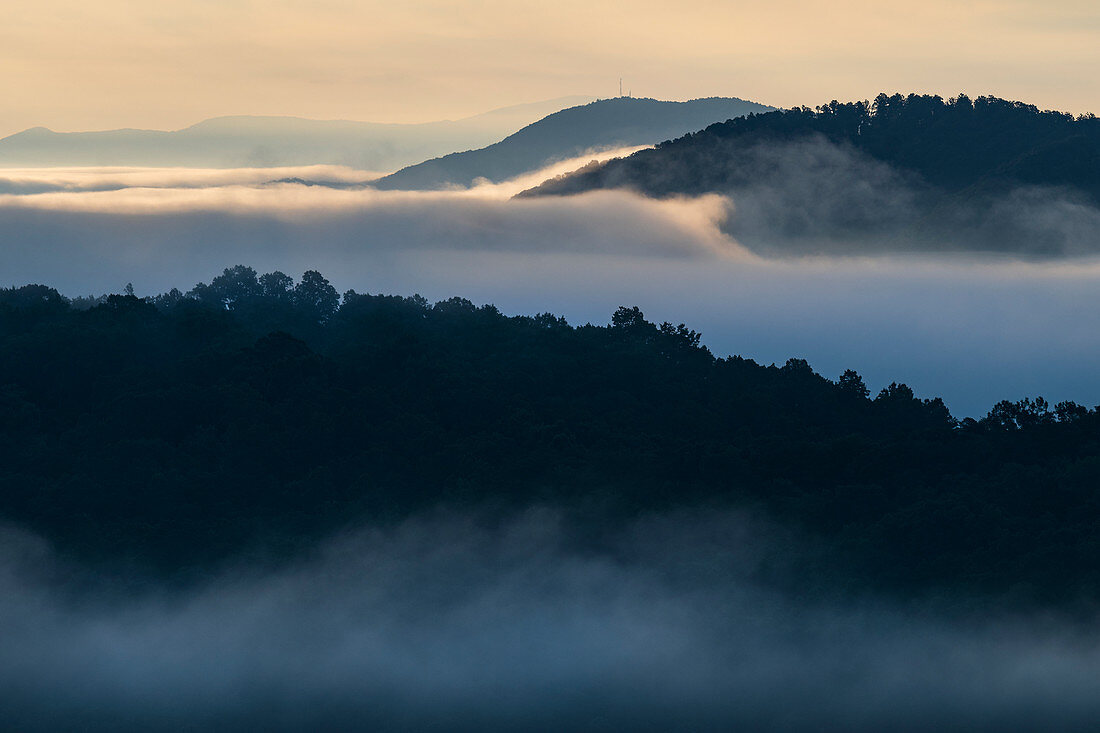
[293,270,339,322]
[260,271,294,299]
[837,369,870,399]
[189,265,262,309]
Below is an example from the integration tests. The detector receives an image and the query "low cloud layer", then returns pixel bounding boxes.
[534,135,1100,259]
[715,138,1100,258]
[3,165,1100,416]
[2,509,1099,731]
[0,165,378,196]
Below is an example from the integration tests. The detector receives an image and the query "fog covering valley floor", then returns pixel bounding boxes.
[3,267,1100,729]
[7,507,1100,732]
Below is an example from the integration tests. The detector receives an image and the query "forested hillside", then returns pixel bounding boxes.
[522,94,1100,256]
[2,266,1100,609]
[526,94,1100,198]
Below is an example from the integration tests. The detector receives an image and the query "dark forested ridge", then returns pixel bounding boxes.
[3,266,1100,610]
[521,94,1100,256]
[371,96,773,190]
[525,94,1100,198]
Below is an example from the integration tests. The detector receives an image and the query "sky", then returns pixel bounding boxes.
[2,0,1099,137]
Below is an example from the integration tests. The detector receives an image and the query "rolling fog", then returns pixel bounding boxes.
[2,160,1099,416]
[3,509,1100,732]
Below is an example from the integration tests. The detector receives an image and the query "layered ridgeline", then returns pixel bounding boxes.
[370,96,773,190]
[523,94,1100,256]
[3,266,1100,610]
[0,96,593,170]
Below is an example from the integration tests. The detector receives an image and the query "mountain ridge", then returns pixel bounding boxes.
[522,94,1100,199]
[371,96,774,190]
[519,93,1100,256]
[0,96,596,170]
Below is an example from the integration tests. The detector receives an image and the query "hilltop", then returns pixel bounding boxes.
[371,96,774,190]
[522,94,1100,256]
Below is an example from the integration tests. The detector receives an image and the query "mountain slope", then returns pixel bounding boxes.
[371,96,774,190]
[0,96,594,170]
[521,94,1100,257]
[524,94,1100,198]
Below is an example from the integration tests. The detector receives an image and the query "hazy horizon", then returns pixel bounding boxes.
[2,1,1098,138]
[0,95,604,136]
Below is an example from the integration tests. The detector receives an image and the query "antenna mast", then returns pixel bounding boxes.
[619,77,622,97]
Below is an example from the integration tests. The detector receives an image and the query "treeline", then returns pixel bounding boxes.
[2,266,1100,608]
[524,93,1100,200]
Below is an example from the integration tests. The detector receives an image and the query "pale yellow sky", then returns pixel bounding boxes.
[2,0,1098,137]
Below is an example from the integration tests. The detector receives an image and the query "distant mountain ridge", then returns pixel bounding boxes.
[0,96,595,170]
[371,96,774,190]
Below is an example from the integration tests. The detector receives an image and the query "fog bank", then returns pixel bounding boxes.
[2,510,1099,732]
[2,169,1100,416]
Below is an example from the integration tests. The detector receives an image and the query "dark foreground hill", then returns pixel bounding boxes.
[523,94,1100,256]
[370,96,773,190]
[2,266,1100,611]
